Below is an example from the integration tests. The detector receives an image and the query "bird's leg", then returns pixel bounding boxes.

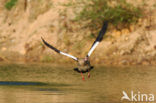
[81,72,85,81]
[88,72,90,78]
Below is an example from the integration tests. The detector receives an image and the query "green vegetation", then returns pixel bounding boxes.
[74,0,142,29]
[5,0,18,10]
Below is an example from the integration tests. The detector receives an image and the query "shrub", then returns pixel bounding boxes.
[74,0,142,29]
[5,0,18,10]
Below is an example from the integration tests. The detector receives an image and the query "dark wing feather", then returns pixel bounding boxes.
[41,37,78,61]
[41,37,60,53]
[91,21,108,48]
[87,21,108,57]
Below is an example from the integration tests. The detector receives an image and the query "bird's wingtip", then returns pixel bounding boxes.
[41,36,43,40]
[41,37,45,42]
[103,20,108,26]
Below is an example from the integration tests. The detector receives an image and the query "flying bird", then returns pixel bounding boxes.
[41,21,108,80]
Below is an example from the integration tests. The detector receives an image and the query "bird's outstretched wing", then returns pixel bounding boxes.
[87,21,108,57]
[41,37,78,61]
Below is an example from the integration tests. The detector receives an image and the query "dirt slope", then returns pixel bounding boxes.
[0,0,155,65]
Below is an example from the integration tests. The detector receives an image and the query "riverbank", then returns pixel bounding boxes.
[0,0,155,66]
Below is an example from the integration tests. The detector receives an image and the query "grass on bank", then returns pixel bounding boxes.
[5,0,18,10]
[66,0,142,30]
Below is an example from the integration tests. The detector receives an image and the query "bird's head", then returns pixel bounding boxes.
[84,56,89,61]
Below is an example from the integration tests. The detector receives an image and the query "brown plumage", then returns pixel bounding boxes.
[74,57,93,73]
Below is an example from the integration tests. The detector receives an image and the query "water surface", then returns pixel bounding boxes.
[0,63,155,103]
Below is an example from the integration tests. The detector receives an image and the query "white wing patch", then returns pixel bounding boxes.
[87,42,99,57]
[60,52,78,61]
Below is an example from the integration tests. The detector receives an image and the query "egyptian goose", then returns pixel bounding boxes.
[41,21,108,80]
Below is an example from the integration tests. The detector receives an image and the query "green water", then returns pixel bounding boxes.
[0,63,155,103]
